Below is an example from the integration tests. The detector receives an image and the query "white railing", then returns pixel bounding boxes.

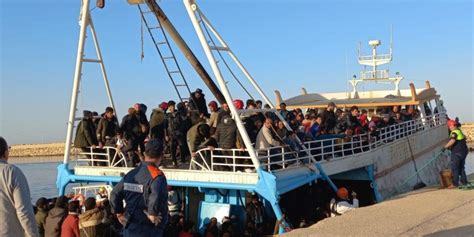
[192,148,255,172]
[358,54,392,61]
[72,184,113,198]
[360,70,391,80]
[75,146,128,168]
[303,113,446,161]
[189,113,446,172]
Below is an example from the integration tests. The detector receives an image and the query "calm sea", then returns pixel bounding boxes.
[11,153,474,203]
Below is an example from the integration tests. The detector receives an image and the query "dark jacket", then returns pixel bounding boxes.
[190,92,209,117]
[110,162,168,237]
[36,208,48,237]
[215,111,238,149]
[321,109,337,131]
[79,208,105,237]
[149,109,166,140]
[165,112,192,139]
[44,207,67,237]
[345,114,361,130]
[135,111,150,137]
[96,116,118,145]
[120,113,140,140]
[74,119,98,148]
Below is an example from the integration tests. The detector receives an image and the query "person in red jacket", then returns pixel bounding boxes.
[61,200,80,237]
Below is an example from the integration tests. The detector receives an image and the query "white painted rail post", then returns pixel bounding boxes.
[63,0,91,164]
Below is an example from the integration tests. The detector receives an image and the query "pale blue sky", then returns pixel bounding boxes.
[1,0,472,145]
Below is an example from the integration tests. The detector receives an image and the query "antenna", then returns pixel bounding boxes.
[358,41,361,57]
[390,25,393,55]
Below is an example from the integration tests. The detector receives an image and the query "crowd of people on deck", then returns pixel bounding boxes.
[26,187,289,237]
[74,88,427,169]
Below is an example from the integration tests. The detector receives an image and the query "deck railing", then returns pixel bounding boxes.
[75,113,446,173]
[358,54,392,61]
[75,146,129,168]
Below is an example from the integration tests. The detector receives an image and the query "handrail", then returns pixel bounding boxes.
[358,54,391,61]
[190,113,446,172]
[75,113,446,173]
[75,146,128,168]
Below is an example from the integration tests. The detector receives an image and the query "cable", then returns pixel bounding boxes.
[196,11,254,100]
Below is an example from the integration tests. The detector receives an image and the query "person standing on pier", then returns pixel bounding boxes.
[110,139,169,237]
[443,119,469,187]
[0,137,39,237]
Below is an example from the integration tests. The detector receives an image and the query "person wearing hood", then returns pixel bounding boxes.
[79,197,105,237]
[149,103,167,141]
[35,197,49,237]
[44,196,69,237]
[189,88,209,118]
[74,110,98,151]
[165,101,192,166]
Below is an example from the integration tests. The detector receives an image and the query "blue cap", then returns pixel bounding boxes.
[145,139,164,158]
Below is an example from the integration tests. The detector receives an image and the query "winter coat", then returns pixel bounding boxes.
[344,114,361,130]
[149,109,166,140]
[120,113,140,140]
[186,122,206,153]
[79,208,105,237]
[215,111,238,149]
[35,208,48,237]
[96,117,118,145]
[165,112,192,139]
[61,214,80,237]
[44,207,67,237]
[190,92,209,117]
[321,109,337,131]
[74,119,98,148]
[135,111,150,136]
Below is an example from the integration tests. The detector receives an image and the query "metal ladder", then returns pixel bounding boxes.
[137,4,193,105]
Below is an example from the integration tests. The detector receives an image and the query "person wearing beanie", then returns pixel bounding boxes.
[207,101,219,134]
[329,187,359,217]
[35,197,49,237]
[74,110,98,154]
[190,88,209,118]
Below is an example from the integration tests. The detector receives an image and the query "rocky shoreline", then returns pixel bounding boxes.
[9,143,66,158]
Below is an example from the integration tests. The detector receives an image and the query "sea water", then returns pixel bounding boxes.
[11,153,474,203]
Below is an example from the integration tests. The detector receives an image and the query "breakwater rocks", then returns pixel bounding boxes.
[10,143,66,157]
[462,123,474,150]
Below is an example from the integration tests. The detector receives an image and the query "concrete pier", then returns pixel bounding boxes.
[285,175,474,237]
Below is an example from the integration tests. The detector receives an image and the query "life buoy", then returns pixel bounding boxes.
[73,194,86,206]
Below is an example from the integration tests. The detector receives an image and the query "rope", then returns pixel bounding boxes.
[406,136,424,185]
[196,11,254,100]
[140,11,145,62]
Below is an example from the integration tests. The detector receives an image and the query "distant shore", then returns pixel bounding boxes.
[9,143,66,158]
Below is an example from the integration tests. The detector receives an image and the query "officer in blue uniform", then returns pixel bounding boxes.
[443,119,469,187]
[110,139,168,237]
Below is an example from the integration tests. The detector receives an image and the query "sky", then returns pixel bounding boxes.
[0,0,472,145]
